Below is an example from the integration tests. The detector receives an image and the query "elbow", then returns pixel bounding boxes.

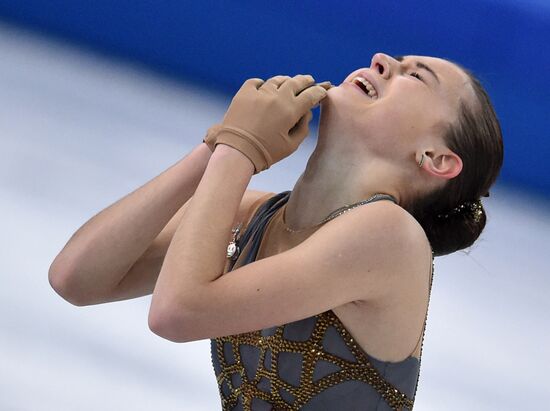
[48,263,87,307]
[148,279,203,342]
[148,305,191,343]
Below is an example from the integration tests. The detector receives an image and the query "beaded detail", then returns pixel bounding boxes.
[211,306,425,410]
[436,198,484,222]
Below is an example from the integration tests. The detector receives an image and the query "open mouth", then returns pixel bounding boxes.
[351,76,378,99]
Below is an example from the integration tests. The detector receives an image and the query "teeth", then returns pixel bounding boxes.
[352,76,378,99]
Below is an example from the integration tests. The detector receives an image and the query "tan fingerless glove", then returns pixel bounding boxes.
[203,76,332,174]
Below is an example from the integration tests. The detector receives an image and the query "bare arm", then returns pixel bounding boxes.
[48,142,213,306]
[147,145,429,344]
[104,188,274,305]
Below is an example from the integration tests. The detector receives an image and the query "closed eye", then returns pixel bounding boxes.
[410,71,424,82]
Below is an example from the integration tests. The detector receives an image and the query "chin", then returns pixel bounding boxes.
[320,86,348,108]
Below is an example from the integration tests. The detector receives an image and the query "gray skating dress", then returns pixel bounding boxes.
[210,191,433,410]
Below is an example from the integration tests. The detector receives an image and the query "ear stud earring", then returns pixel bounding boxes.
[418,153,425,168]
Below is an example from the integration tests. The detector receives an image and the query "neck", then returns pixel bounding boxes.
[284,134,403,230]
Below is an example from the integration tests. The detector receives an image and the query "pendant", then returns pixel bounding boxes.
[226,241,239,260]
[226,222,242,260]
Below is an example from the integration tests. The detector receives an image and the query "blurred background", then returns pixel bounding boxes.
[1,1,549,410]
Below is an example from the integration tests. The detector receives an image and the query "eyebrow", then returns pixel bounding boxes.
[393,55,440,85]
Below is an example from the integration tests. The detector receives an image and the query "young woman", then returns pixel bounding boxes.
[49,52,504,410]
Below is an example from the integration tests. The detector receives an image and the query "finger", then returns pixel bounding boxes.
[281,74,316,96]
[295,85,328,112]
[316,81,333,90]
[296,81,332,97]
[262,75,292,89]
[289,110,313,141]
[242,78,265,90]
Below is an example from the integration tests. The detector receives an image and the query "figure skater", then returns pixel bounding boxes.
[49,52,504,410]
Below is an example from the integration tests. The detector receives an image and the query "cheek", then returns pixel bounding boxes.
[382,93,438,133]
[323,86,372,124]
[359,97,413,133]
[323,85,438,141]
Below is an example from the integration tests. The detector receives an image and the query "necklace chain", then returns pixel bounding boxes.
[283,193,393,233]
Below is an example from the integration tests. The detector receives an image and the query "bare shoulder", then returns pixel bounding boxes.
[320,199,430,254]
[308,199,432,302]
[371,199,431,252]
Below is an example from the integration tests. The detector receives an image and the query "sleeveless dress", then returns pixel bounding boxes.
[210,190,433,410]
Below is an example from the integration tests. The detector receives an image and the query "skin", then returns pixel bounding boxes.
[52,53,483,362]
[147,53,479,350]
[284,52,476,230]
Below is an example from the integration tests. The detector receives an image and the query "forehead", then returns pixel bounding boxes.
[403,54,475,109]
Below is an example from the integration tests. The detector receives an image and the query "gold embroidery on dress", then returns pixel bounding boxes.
[211,309,417,410]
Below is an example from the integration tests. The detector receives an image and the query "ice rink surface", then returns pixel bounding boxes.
[1,22,548,411]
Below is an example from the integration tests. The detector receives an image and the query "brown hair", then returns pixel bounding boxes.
[404,62,504,257]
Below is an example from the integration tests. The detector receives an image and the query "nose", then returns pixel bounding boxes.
[370,53,396,80]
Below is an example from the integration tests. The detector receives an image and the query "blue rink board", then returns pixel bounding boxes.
[0,0,548,197]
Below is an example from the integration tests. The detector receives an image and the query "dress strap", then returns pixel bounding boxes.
[316,192,397,226]
[226,191,291,271]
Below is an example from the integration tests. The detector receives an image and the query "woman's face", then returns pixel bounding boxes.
[321,53,476,164]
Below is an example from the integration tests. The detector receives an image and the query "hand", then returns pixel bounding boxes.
[203,75,331,174]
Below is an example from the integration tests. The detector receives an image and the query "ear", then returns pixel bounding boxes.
[419,149,463,180]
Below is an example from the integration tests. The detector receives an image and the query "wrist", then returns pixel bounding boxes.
[211,143,255,175]
[198,142,215,160]
[213,127,270,174]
